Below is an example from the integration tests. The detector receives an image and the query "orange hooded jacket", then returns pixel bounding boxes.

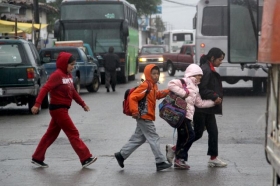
[129,64,169,121]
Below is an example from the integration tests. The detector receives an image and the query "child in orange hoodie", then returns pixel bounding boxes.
[114,64,172,171]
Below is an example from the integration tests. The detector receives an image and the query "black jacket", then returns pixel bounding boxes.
[103,53,120,72]
[195,61,223,115]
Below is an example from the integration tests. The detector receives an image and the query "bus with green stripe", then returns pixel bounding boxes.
[54,0,139,84]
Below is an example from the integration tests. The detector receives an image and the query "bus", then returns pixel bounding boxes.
[227,0,280,184]
[162,29,195,53]
[193,0,267,92]
[54,0,139,83]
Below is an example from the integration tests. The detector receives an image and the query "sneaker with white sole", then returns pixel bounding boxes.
[31,159,49,168]
[174,158,190,169]
[166,144,175,163]
[208,157,227,167]
[82,157,97,168]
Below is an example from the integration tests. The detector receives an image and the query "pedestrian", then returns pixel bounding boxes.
[31,52,97,168]
[114,64,172,171]
[193,47,226,167]
[165,64,217,169]
[103,46,120,92]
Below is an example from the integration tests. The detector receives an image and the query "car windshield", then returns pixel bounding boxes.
[141,47,165,54]
[0,44,22,64]
[40,49,81,63]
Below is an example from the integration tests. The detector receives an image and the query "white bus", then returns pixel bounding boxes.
[194,0,267,92]
[162,29,195,53]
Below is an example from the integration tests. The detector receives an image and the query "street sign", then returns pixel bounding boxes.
[156,6,162,14]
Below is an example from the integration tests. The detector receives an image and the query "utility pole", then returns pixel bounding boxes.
[33,0,40,48]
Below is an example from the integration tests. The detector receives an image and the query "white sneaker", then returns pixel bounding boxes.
[208,157,227,167]
[166,144,175,163]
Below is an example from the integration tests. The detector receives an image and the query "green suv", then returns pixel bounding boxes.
[0,39,49,113]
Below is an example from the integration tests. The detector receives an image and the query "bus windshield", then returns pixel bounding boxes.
[62,22,124,53]
[61,4,124,20]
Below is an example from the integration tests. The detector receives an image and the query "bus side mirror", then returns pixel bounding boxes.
[122,19,129,37]
[54,20,61,38]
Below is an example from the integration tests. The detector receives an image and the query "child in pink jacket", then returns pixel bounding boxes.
[166,64,219,169]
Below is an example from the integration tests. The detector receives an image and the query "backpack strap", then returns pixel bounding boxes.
[143,80,151,95]
[179,79,187,92]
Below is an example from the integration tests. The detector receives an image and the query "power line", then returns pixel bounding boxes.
[163,0,196,7]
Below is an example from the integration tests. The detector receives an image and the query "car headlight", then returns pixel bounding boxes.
[158,57,164,62]
[139,58,147,62]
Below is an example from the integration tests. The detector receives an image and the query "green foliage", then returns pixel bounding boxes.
[42,0,62,33]
[155,15,165,32]
[127,0,162,16]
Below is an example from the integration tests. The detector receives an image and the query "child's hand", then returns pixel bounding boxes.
[214,97,222,105]
[83,105,90,111]
[31,106,39,114]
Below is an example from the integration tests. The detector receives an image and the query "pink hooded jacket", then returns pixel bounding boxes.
[167,64,215,121]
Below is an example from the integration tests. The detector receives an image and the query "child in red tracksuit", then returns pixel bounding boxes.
[31,52,97,168]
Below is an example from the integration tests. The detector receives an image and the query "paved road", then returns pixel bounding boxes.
[0,71,271,186]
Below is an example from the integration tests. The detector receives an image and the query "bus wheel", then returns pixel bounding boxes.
[253,78,264,93]
[118,75,128,84]
[167,62,175,76]
[86,75,100,92]
[74,76,81,94]
[128,74,135,81]
[272,168,280,186]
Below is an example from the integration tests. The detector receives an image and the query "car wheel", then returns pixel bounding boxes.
[139,67,144,72]
[41,93,49,109]
[86,75,100,92]
[28,96,38,114]
[167,62,175,76]
[74,76,81,94]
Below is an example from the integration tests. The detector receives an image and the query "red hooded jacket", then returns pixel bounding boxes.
[34,52,86,108]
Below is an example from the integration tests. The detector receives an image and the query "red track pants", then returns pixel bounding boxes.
[32,108,92,163]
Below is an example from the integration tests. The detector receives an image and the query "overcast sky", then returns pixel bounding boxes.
[160,0,200,30]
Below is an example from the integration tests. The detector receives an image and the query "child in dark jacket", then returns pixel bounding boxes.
[114,64,172,171]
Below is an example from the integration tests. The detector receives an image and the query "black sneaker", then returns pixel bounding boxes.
[31,159,49,168]
[156,161,172,171]
[82,157,97,168]
[106,87,110,92]
[114,152,124,168]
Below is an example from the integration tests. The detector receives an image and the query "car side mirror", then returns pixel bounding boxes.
[87,55,94,62]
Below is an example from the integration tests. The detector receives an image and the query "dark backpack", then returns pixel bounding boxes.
[123,80,151,116]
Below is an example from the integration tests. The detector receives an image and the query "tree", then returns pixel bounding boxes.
[39,0,61,33]
[127,0,162,16]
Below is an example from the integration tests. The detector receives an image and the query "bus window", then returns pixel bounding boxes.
[202,6,227,36]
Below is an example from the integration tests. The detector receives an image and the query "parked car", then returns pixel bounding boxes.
[163,44,195,76]
[138,45,167,72]
[39,46,100,93]
[0,39,49,113]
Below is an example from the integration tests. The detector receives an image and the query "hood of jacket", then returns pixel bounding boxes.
[56,52,72,74]
[144,64,159,83]
[184,64,203,78]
